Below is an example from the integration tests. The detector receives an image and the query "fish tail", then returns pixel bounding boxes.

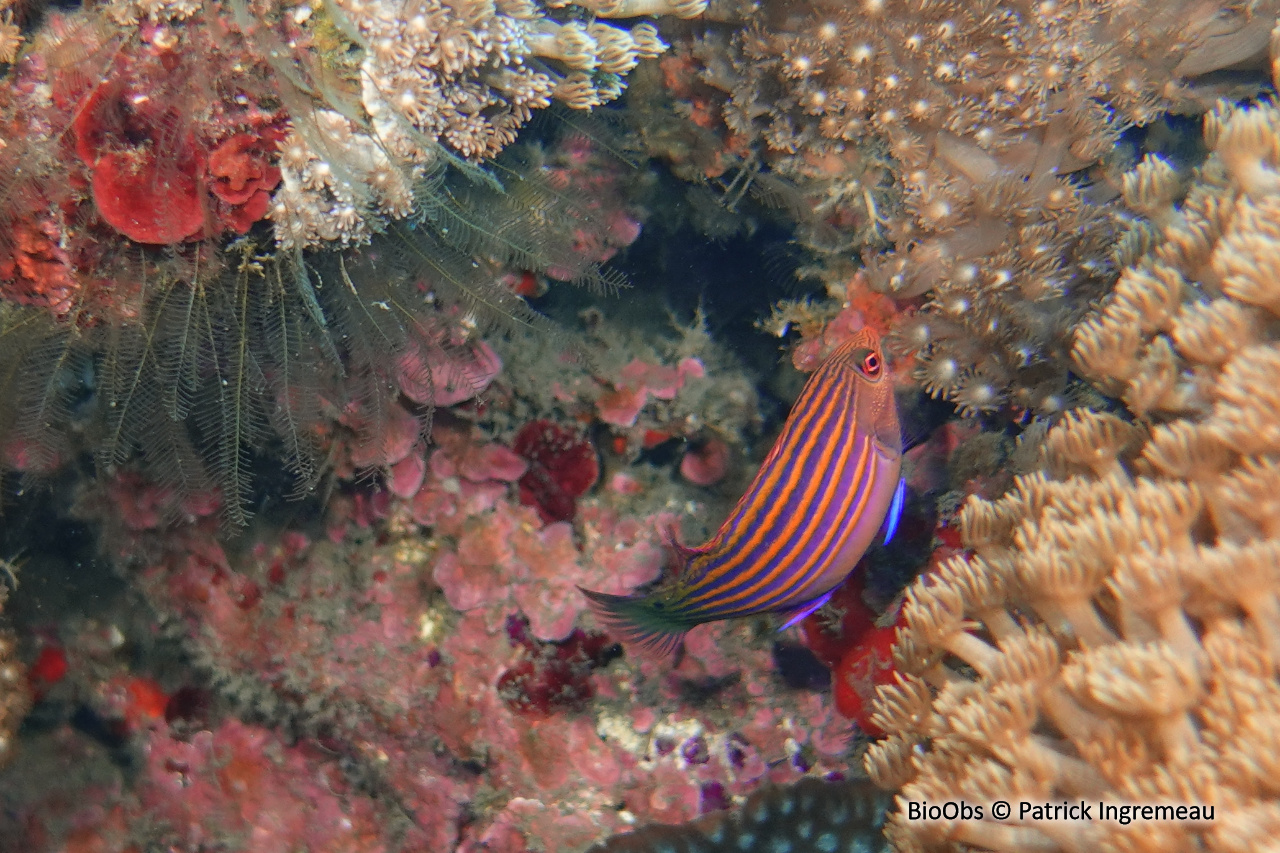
[579,586,688,657]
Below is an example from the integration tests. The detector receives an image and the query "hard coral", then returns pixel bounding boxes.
[868,94,1280,852]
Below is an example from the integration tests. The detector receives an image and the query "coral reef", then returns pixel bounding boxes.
[493,309,762,488]
[866,89,1280,851]
[0,309,859,851]
[0,0,697,249]
[0,121,637,525]
[37,718,425,851]
[0,0,676,518]
[9,0,1280,851]
[55,445,856,850]
[653,0,1277,417]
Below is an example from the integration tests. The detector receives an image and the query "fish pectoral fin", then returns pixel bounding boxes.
[880,476,907,546]
[775,586,838,631]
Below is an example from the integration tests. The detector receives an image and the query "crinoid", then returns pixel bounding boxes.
[0,0,640,525]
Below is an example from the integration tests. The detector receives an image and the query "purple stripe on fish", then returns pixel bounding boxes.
[579,326,903,656]
[686,363,875,612]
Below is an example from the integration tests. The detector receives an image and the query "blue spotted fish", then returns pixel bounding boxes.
[582,327,904,655]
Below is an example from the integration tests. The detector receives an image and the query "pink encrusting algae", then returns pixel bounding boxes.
[0,322,867,852]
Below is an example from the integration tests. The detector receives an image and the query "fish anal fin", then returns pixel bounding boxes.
[776,586,838,631]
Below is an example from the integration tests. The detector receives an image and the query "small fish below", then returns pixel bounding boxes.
[581,327,904,656]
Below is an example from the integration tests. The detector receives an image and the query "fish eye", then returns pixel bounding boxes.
[861,352,881,376]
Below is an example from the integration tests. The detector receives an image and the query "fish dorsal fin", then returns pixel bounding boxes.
[663,523,709,568]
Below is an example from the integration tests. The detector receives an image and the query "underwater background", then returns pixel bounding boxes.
[0,0,1279,850]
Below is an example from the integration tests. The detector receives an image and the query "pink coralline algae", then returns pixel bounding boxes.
[58,417,857,853]
[383,422,530,539]
[397,335,504,407]
[431,494,663,642]
[540,133,645,282]
[62,719,422,852]
[307,316,512,500]
[91,469,223,533]
[679,436,731,487]
[28,306,862,853]
[596,357,706,428]
[331,396,424,477]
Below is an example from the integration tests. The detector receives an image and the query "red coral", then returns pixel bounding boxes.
[0,218,78,315]
[512,420,600,523]
[596,357,704,428]
[72,70,285,243]
[831,622,899,735]
[497,616,618,717]
[207,130,284,233]
[74,80,207,244]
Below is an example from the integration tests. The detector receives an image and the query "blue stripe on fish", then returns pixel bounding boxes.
[882,477,907,546]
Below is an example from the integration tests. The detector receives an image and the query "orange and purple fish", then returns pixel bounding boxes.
[582,327,904,655]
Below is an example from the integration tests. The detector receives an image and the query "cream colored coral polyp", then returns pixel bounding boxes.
[870,98,1280,852]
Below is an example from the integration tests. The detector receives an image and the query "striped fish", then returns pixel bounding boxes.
[582,328,903,655]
